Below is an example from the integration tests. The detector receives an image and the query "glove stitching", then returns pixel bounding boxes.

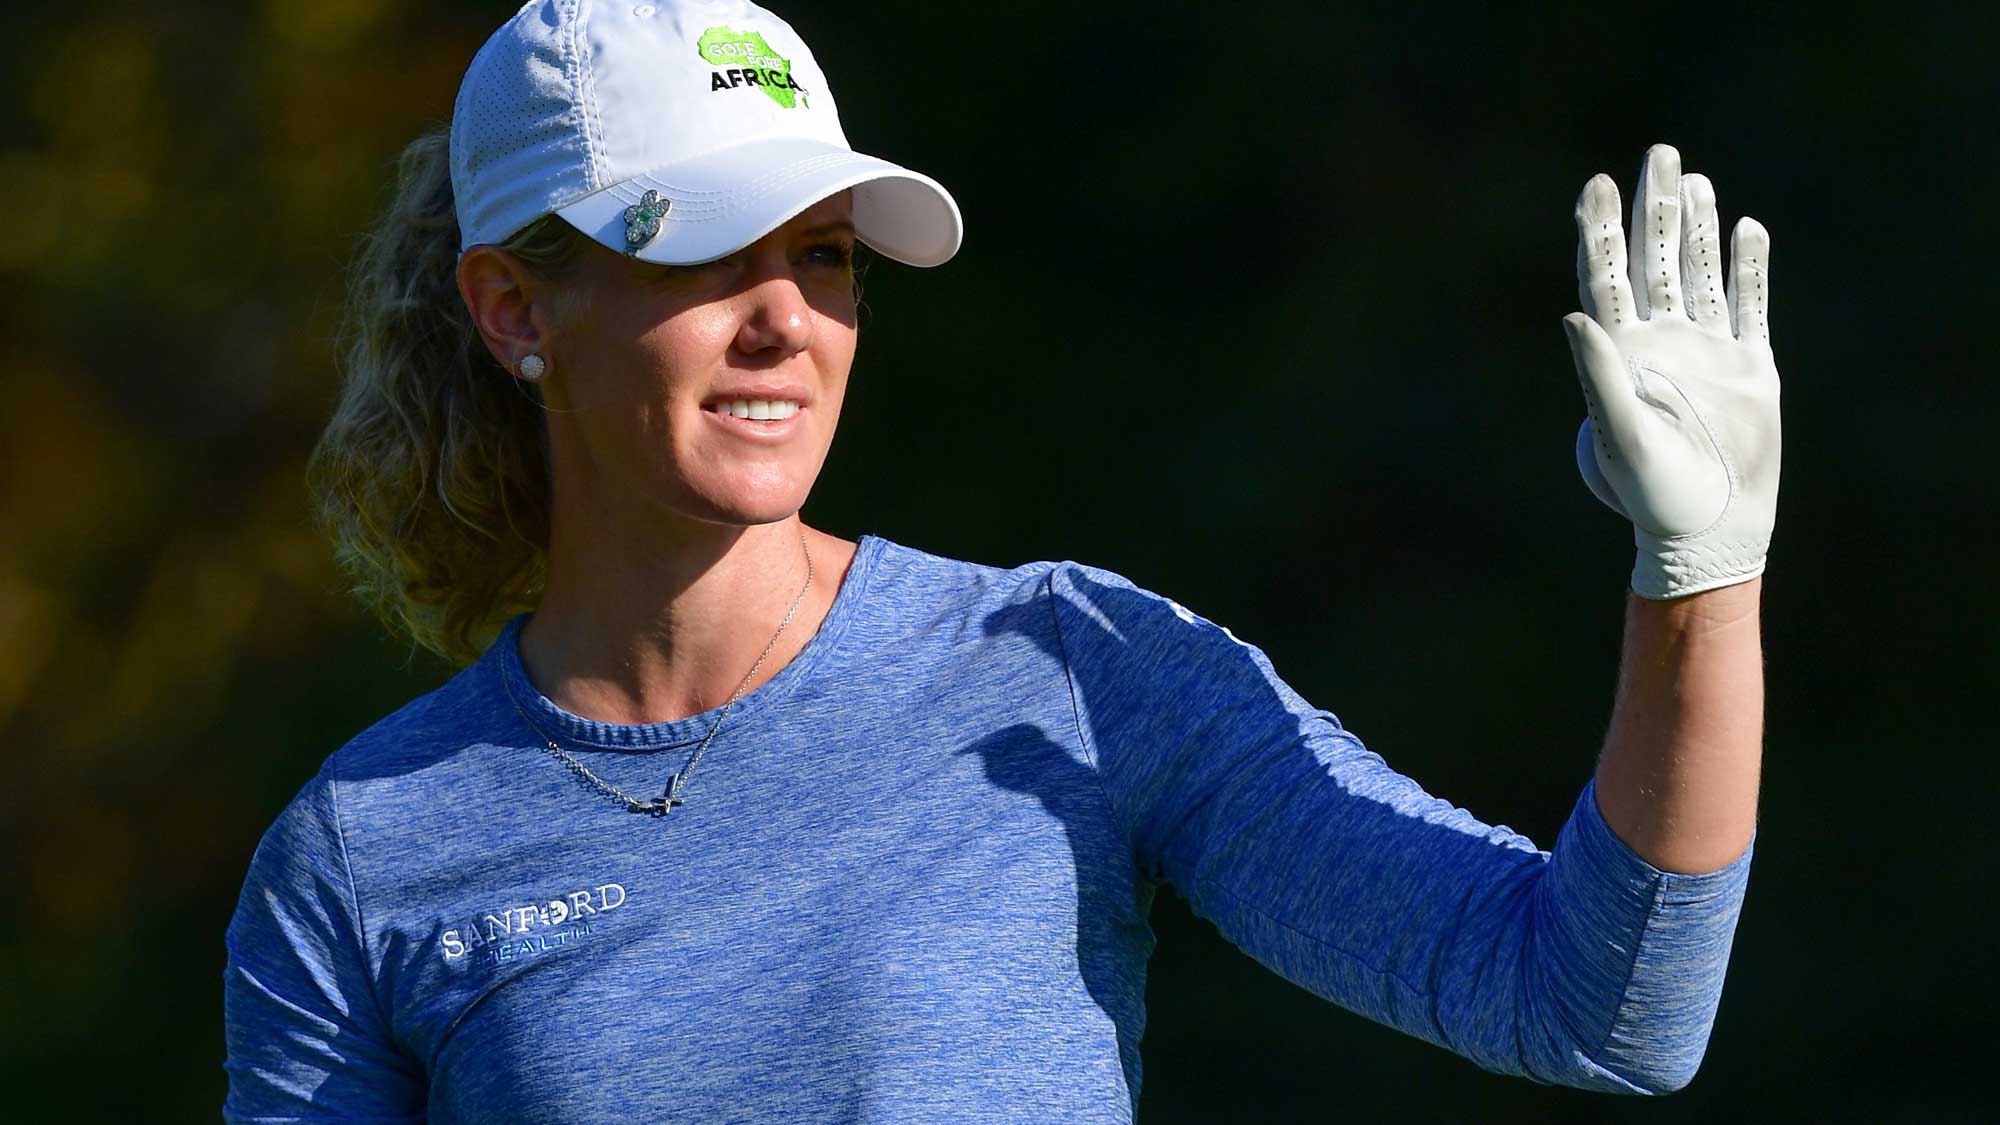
[1627,357,1738,545]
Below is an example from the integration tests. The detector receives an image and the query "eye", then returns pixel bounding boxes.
[804,240,855,269]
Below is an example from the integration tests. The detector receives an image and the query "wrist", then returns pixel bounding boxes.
[1630,575,1763,631]
[1631,527,1770,601]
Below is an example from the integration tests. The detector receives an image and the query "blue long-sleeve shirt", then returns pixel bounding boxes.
[222,532,1754,1122]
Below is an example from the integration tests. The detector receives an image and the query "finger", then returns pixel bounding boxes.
[1563,312,1645,441]
[1626,143,1685,321]
[1728,216,1772,342]
[1680,173,1729,330]
[1573,174,1634,326]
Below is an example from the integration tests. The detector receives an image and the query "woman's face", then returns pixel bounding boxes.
[540,190,859,531]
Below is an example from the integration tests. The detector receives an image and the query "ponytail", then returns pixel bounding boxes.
[307,124,592,667]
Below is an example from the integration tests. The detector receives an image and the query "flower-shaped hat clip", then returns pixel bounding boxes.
[622,190,670,252]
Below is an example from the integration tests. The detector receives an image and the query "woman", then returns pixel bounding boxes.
[223,1,1778,1120]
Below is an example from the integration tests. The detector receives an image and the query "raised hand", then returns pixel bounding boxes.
[1563,143,1782,599]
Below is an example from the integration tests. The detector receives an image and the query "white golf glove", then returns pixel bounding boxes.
[1563,143,1782,600]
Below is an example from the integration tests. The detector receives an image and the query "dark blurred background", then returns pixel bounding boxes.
[1,1,1990,1121]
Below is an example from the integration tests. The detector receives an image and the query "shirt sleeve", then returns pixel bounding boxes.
[1045,562,1755,1095]
[222,769,427,1121]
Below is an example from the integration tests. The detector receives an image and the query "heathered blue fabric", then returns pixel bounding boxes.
[222,533,1755,1122]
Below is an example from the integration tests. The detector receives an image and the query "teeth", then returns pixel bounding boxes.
[716,399,800,420]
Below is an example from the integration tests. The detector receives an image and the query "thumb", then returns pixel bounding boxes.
[1562,312,1643,442]
[1574,417,1631,518]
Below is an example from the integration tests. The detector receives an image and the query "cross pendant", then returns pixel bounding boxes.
[641,793,684,817]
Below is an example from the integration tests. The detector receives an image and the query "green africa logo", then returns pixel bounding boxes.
[697,26,809,109]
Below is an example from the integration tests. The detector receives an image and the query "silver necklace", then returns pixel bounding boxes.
[503,528,814,818]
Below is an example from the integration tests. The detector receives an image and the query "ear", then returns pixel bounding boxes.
[457,245,558,376]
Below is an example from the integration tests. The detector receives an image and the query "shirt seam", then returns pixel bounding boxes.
[1192,873,1433,1006]
[1577,778,1676,1066]
[1045,564,1148,878]
[1593,868,1664,1066]
[326,772,400,1045]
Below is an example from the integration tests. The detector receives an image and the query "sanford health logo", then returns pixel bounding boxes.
[439,881,627,967]
[697,26,808,108]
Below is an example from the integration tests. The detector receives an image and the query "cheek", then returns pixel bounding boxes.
[626,316,738,400]
[812,311,858,376]
[819,327,857,377]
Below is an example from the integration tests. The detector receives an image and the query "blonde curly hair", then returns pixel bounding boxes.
[307,124,592,667]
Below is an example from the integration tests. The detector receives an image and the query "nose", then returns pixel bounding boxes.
[732,267,814,359]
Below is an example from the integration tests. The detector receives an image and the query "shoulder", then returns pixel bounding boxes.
[1044,558,1252,658]
[866,535,1188,614]
[260,642,522,860]
[243,659,497,845]
[238,645,522,889]
[836,537,1064,668]
[860,535,1216,636]
[863,536,1246,665]
[856,535,1067,635]
[863,534,1061,598]
[321,655,505,780]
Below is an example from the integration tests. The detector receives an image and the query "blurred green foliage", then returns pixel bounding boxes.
[0,1,1989,1121]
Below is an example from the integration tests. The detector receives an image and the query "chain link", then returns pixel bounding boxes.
[502,528,814,818]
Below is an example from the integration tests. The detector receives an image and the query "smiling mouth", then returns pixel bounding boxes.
[700,400,805,421]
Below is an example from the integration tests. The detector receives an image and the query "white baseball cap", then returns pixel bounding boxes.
[449,0,963,267]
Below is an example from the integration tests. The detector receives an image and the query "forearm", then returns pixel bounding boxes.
[1592,576,1764,875]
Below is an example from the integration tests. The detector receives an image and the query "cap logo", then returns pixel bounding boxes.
[696,26,809,109]
[622,190,669,252]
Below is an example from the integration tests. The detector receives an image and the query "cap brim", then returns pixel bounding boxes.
[553,137,961,268]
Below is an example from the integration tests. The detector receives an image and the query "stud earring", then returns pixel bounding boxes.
[517,353,547,381]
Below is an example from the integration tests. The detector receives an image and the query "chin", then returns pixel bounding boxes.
[663,439,829,522]
[679,480,815,527]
